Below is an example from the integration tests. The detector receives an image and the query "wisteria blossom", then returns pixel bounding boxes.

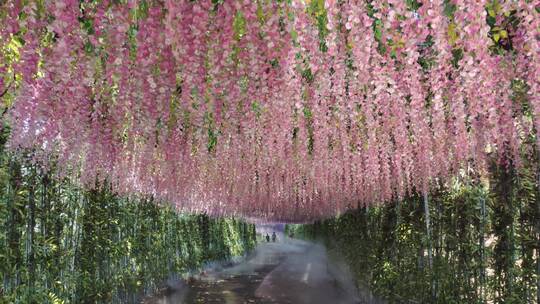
[1,0,538,221]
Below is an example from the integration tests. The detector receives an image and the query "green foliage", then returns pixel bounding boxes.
[0,147,256,303]
[291,163,539,303]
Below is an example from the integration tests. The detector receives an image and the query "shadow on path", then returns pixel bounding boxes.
[144,239,384,304]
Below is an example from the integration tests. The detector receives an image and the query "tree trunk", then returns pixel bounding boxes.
[41,174,50,289]
[26,176,36,294]
[6,161,23,291]
[393,200,402,265]
[424,192,433,270]
[479,194,486,300]
[3,160,15,294]
[424,192,435,300]
[536,166,540,304]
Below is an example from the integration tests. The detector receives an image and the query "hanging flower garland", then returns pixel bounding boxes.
[1,0,537,221]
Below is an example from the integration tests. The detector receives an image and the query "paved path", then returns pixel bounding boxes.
[145,239,369,304]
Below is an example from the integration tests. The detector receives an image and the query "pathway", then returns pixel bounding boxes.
[144,239,377,304]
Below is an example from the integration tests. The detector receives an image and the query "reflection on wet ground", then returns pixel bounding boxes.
[183,264,282,304]
[144,239,383,304]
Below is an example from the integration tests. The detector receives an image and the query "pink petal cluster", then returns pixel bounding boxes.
[2,0,538,221]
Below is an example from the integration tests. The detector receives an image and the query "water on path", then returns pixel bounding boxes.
[144,239,383,304]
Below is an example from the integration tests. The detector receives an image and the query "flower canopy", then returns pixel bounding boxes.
[1,0,538,221]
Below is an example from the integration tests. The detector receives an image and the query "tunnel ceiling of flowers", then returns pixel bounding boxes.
[1,0,539,221]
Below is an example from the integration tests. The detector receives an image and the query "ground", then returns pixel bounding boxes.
[143,238,378,304]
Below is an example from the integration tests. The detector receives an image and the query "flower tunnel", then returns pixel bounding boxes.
[0,0,539,303]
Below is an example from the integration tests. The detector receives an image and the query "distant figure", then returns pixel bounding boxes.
[265,233,270,242]
[272,231,277,242]
[289,231,294,238]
